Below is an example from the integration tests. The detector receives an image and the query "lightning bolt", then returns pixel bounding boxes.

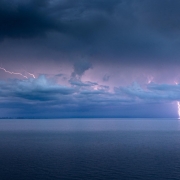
[28,72,35,78]
[175,81,180,119]
[0,66,36,79]
[25,71,36,78]
[0,66,28,79]
[147,76,154,84]
[177,102,180,119]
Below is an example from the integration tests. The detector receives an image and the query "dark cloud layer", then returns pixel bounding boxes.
[1,0,180,62]
[0,0,57,38]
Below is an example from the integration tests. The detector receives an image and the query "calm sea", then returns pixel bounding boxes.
[0,118,180,180]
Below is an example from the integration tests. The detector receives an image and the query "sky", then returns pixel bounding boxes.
[0,0,180,118]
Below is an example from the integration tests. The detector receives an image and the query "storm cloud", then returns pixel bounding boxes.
[0,0,180,118]
[1,0,180,62]
[71,60,92,79]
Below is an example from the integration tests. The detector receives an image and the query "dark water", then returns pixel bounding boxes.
[0,119,180,180]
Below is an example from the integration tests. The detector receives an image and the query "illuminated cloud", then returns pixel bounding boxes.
[118,82,180,101]
[0,75,179,117]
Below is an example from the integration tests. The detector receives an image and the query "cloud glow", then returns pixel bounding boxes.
[0,74,179,118]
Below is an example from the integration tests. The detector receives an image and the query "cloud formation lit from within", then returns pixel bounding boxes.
[0,75,179,118]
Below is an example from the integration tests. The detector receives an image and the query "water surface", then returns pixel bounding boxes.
[0,118,180,180]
